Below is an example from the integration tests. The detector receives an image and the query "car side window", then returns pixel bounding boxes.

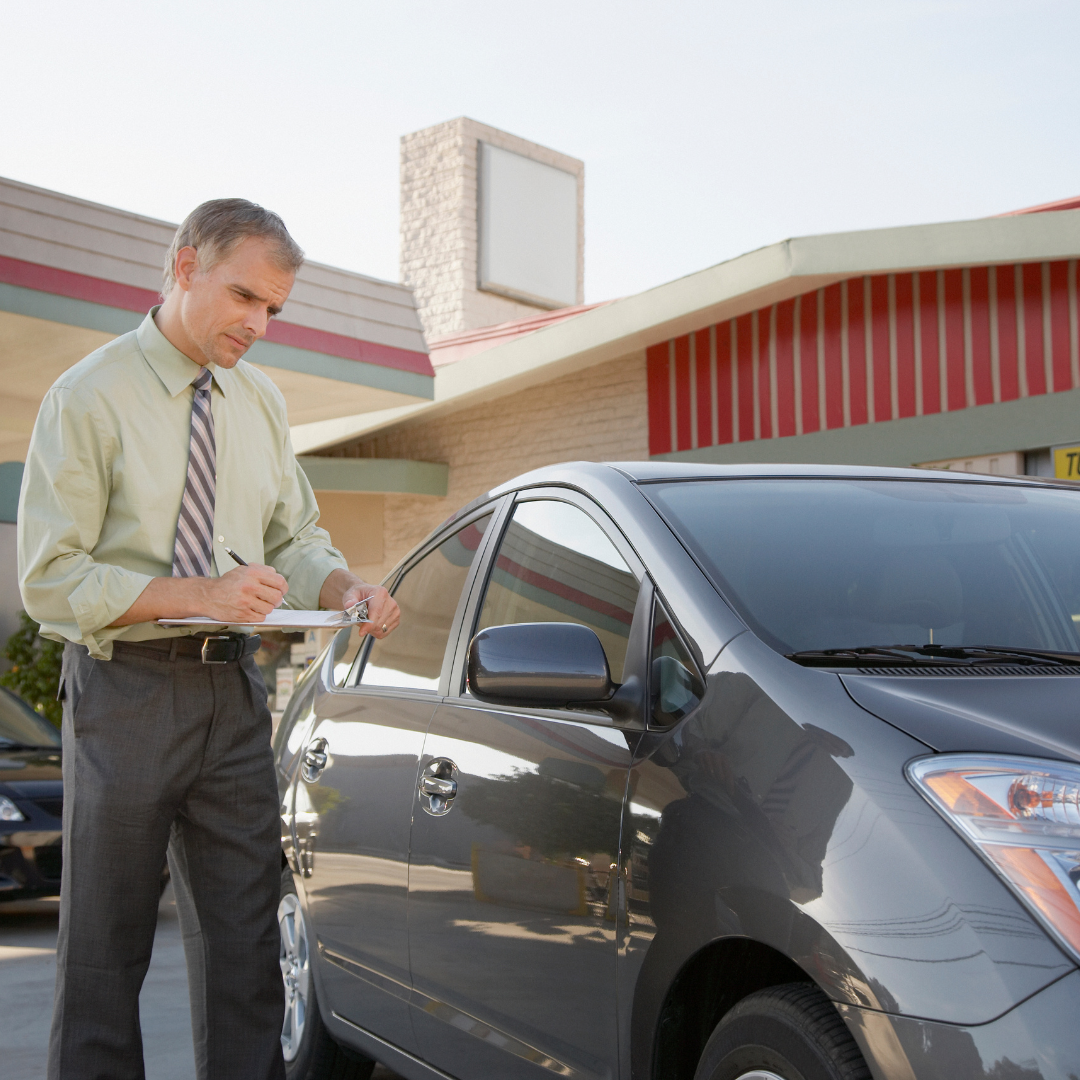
[475,499,638,682]
[358,513,493,691]
[650,600,703,726]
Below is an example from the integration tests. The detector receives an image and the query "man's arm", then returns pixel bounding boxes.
[111,564,291,626]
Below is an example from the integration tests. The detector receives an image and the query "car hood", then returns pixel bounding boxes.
[841,673,1080,763]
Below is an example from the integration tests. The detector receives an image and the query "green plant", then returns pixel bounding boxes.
[2,611,64,728]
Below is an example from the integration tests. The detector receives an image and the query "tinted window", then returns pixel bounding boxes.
[360,514,492,690]
[650,603,703,726]
[646,479,1080,655]
[476,500,638,681]
[0,688,61,747]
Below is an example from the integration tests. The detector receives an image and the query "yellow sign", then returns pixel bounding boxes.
[1054,446,1080,479]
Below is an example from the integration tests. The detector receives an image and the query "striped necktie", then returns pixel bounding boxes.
[172,368,216,578]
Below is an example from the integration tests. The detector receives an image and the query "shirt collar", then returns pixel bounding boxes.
[137,307,230,398]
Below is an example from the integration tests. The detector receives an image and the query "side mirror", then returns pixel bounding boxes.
[468,623,614,706]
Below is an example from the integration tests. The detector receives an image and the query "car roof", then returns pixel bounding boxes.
[606,461,1068,484]
[433,460,1072,537]
[488,459,1074,490]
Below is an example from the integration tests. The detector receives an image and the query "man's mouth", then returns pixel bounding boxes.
[225,334,252,352]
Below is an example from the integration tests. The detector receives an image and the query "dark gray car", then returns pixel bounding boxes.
[274,462,1080,1080]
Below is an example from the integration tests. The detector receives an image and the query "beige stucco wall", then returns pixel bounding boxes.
[326,349,648,577]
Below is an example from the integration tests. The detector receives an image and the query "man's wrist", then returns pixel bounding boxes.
[320,568,368,611]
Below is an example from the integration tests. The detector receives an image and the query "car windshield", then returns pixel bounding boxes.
[0,688,62,748]
[644,478,1080,656]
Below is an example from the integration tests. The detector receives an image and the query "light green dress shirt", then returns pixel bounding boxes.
[18,308,348,660]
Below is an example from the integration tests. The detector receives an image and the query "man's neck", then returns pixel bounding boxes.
[153,300,210,367]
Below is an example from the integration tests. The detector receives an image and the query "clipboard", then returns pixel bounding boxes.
[158,599,371,631]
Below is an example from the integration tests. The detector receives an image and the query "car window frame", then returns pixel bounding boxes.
[329,497,509,700]
[445,486,649,728]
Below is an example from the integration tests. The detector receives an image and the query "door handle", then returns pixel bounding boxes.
[301,738,329,783]
[419,758,459,816]
[419,776,457,798]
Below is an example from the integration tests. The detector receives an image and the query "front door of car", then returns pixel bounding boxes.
[407,494,645,1080]
[294,509,495,1054]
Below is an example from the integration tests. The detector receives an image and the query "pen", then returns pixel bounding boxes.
[223,546,248,567]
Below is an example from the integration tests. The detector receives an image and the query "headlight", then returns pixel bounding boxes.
[0,795,25,822]
[908,755,1080,960]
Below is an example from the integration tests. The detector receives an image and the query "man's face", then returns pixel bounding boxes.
[176,237,295,368]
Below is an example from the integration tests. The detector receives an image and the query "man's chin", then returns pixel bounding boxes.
[208,342,248,368]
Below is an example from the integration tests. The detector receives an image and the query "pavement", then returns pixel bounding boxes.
[0,885,403,1080]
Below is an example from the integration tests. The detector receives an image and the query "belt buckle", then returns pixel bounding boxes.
[200,635,239,665]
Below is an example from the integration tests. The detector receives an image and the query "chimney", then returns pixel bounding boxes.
[400,117,584,341]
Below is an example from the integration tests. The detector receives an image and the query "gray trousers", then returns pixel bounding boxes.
[49,641,285,1080]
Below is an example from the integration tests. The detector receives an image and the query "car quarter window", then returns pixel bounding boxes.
[357,513,493,691]
[475,498,639,682]
[650,600,703,726]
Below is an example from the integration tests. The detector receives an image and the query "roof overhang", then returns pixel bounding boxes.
[291,208,1080,454]
[0,254,434,462]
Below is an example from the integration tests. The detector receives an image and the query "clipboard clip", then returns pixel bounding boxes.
[344,598,371,624]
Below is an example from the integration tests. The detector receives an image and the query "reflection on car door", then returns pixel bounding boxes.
[294,512,493,1053]
[408,496,642,1080]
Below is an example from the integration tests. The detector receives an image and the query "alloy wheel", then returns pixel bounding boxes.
[278,892,311,1062]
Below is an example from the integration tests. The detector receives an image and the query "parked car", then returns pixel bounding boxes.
[275,462,1080,1080]
[0,686,63,899]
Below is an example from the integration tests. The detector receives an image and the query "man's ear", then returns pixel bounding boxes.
[174,246,200,292]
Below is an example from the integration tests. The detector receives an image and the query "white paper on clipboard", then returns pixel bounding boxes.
[157,610,370,631]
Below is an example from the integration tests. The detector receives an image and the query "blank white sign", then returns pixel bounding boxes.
[478,142,578,309]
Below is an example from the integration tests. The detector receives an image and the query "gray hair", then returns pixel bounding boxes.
[162,198,304,298]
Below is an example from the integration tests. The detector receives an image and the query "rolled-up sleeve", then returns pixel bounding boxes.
[18,389,154,658]
[263,438,348,609]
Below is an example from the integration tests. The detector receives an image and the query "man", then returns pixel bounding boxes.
[18,199,400,1080]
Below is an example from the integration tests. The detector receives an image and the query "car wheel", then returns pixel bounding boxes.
[693,982,871,1080]
[279,865,375,1080]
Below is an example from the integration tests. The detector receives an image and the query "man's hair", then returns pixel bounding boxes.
[162,198,304,298]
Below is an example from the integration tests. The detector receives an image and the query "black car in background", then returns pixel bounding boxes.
[0,686,63,899]
[275,463,1080,1080]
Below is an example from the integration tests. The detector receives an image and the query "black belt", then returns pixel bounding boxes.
[115,633,261,665]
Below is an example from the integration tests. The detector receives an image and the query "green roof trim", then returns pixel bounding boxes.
[0,461,24,523]
[653,387,1080,469]
[297,456,448,496]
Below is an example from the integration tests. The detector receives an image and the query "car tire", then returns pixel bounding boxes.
[279,865,375,1080]
[693,982,871,1080]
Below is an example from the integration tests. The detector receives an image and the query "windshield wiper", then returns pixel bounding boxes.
[786,647,960,668]
[786,645,1080,668]
[920,645,1080,666]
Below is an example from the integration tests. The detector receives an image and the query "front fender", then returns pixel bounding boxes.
[618,632,1074,1078]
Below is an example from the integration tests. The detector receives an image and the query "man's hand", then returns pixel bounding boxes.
[110,564,287,627]
[343,582,400,641]
[203,564,288,623]
[319,568,400,640]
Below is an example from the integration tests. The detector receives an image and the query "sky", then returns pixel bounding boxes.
[2,1,1077,303]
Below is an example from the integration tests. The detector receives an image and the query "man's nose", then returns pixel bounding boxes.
[242,307,269,340]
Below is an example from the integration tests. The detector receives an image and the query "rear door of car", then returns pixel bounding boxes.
[406,489,649,1080]
[292,503,499,1054]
